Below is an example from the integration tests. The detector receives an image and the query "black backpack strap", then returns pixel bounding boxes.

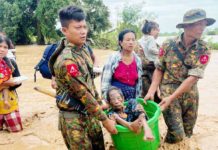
[170,42,192,69]
[87,45,93,55]
[85,45,95,62]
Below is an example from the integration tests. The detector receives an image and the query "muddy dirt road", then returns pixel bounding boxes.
[0,45,218,150]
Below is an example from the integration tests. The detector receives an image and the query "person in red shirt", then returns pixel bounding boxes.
[0,58,12,110]
[101,29,142,102]
[0,35,22,132]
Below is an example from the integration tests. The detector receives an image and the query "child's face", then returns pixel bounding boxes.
[150,27,159,39]
[109,90,124,110]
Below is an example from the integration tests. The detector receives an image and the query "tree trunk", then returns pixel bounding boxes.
[36,21,45,45]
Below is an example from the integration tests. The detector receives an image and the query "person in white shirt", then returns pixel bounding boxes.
[136,20,160,102]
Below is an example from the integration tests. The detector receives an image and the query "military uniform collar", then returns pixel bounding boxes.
[176,32,200,51]
[64,39,86,52]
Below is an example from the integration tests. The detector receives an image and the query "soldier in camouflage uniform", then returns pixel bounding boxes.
[144,8,216,143]
[48,5,117,150]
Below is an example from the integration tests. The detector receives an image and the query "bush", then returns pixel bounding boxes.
[93,30,118,50]
[208,42,218,50]
[207,38,218,50]
[93,23,143,50]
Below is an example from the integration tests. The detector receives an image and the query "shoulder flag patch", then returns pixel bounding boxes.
[159,48,165,57]
[199,54,209,64]
[66,64,79,77]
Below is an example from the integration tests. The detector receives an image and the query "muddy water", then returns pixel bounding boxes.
[0,45,218,150]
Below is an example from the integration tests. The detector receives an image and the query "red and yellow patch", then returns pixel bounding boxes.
[199,54,209,64]
[66,64,79,77]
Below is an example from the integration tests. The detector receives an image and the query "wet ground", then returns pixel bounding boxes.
[0,45,218,150]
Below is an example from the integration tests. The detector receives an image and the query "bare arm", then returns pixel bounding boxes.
[0,85,9,91]
[51,76,57,89]
[159,76,199,110]
[3,89,11,109]
[0,79,19,91]
[115,116,131,128]
[111,114,141,133]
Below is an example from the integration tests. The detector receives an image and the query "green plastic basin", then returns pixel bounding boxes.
[110,98,161,150]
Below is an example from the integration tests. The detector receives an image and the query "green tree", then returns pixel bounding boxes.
[206,28,218,35]
[0,0,110,44]
[118,1,156,37]
[0,0,22,43]
[35,0,110,43]
[81,0,110,37]
[94,1,157,50]
[16,0,38,44]
[0,0,38,44]
[121,4,142,26]
[34,0,74,44]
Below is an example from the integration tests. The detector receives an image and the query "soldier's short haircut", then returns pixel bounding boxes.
[106,86,124,102]
[142,20,159,34]
[59,5,86,27]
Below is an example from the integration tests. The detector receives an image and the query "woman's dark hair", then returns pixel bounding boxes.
[0,35,13,69]
[0,35,10,48]
[8,39,15,49]
[106,86,124,102]
[59,5,86,27]
[142,20,159,34]
[118,29,136,47]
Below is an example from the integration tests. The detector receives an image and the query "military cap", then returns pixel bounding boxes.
[176,8,216,28]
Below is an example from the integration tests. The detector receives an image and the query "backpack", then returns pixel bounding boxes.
[34,44,58,81]
[35,42,94,82]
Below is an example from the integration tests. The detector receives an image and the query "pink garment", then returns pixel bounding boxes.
[113,58,138,86]
[0,110,23,132]
[0,59,12,84]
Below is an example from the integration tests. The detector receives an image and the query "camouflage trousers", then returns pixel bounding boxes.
[160,84,199,143]
[59,111,105,150]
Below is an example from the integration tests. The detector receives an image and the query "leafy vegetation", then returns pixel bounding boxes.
[93,1,154,49]
[0,0,110,44]
[206,28,218,35]
[207,37,218,50]
[0,0,217,49]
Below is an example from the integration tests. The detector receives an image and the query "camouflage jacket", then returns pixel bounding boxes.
[49,38,107,121]
[156,33,211,84]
